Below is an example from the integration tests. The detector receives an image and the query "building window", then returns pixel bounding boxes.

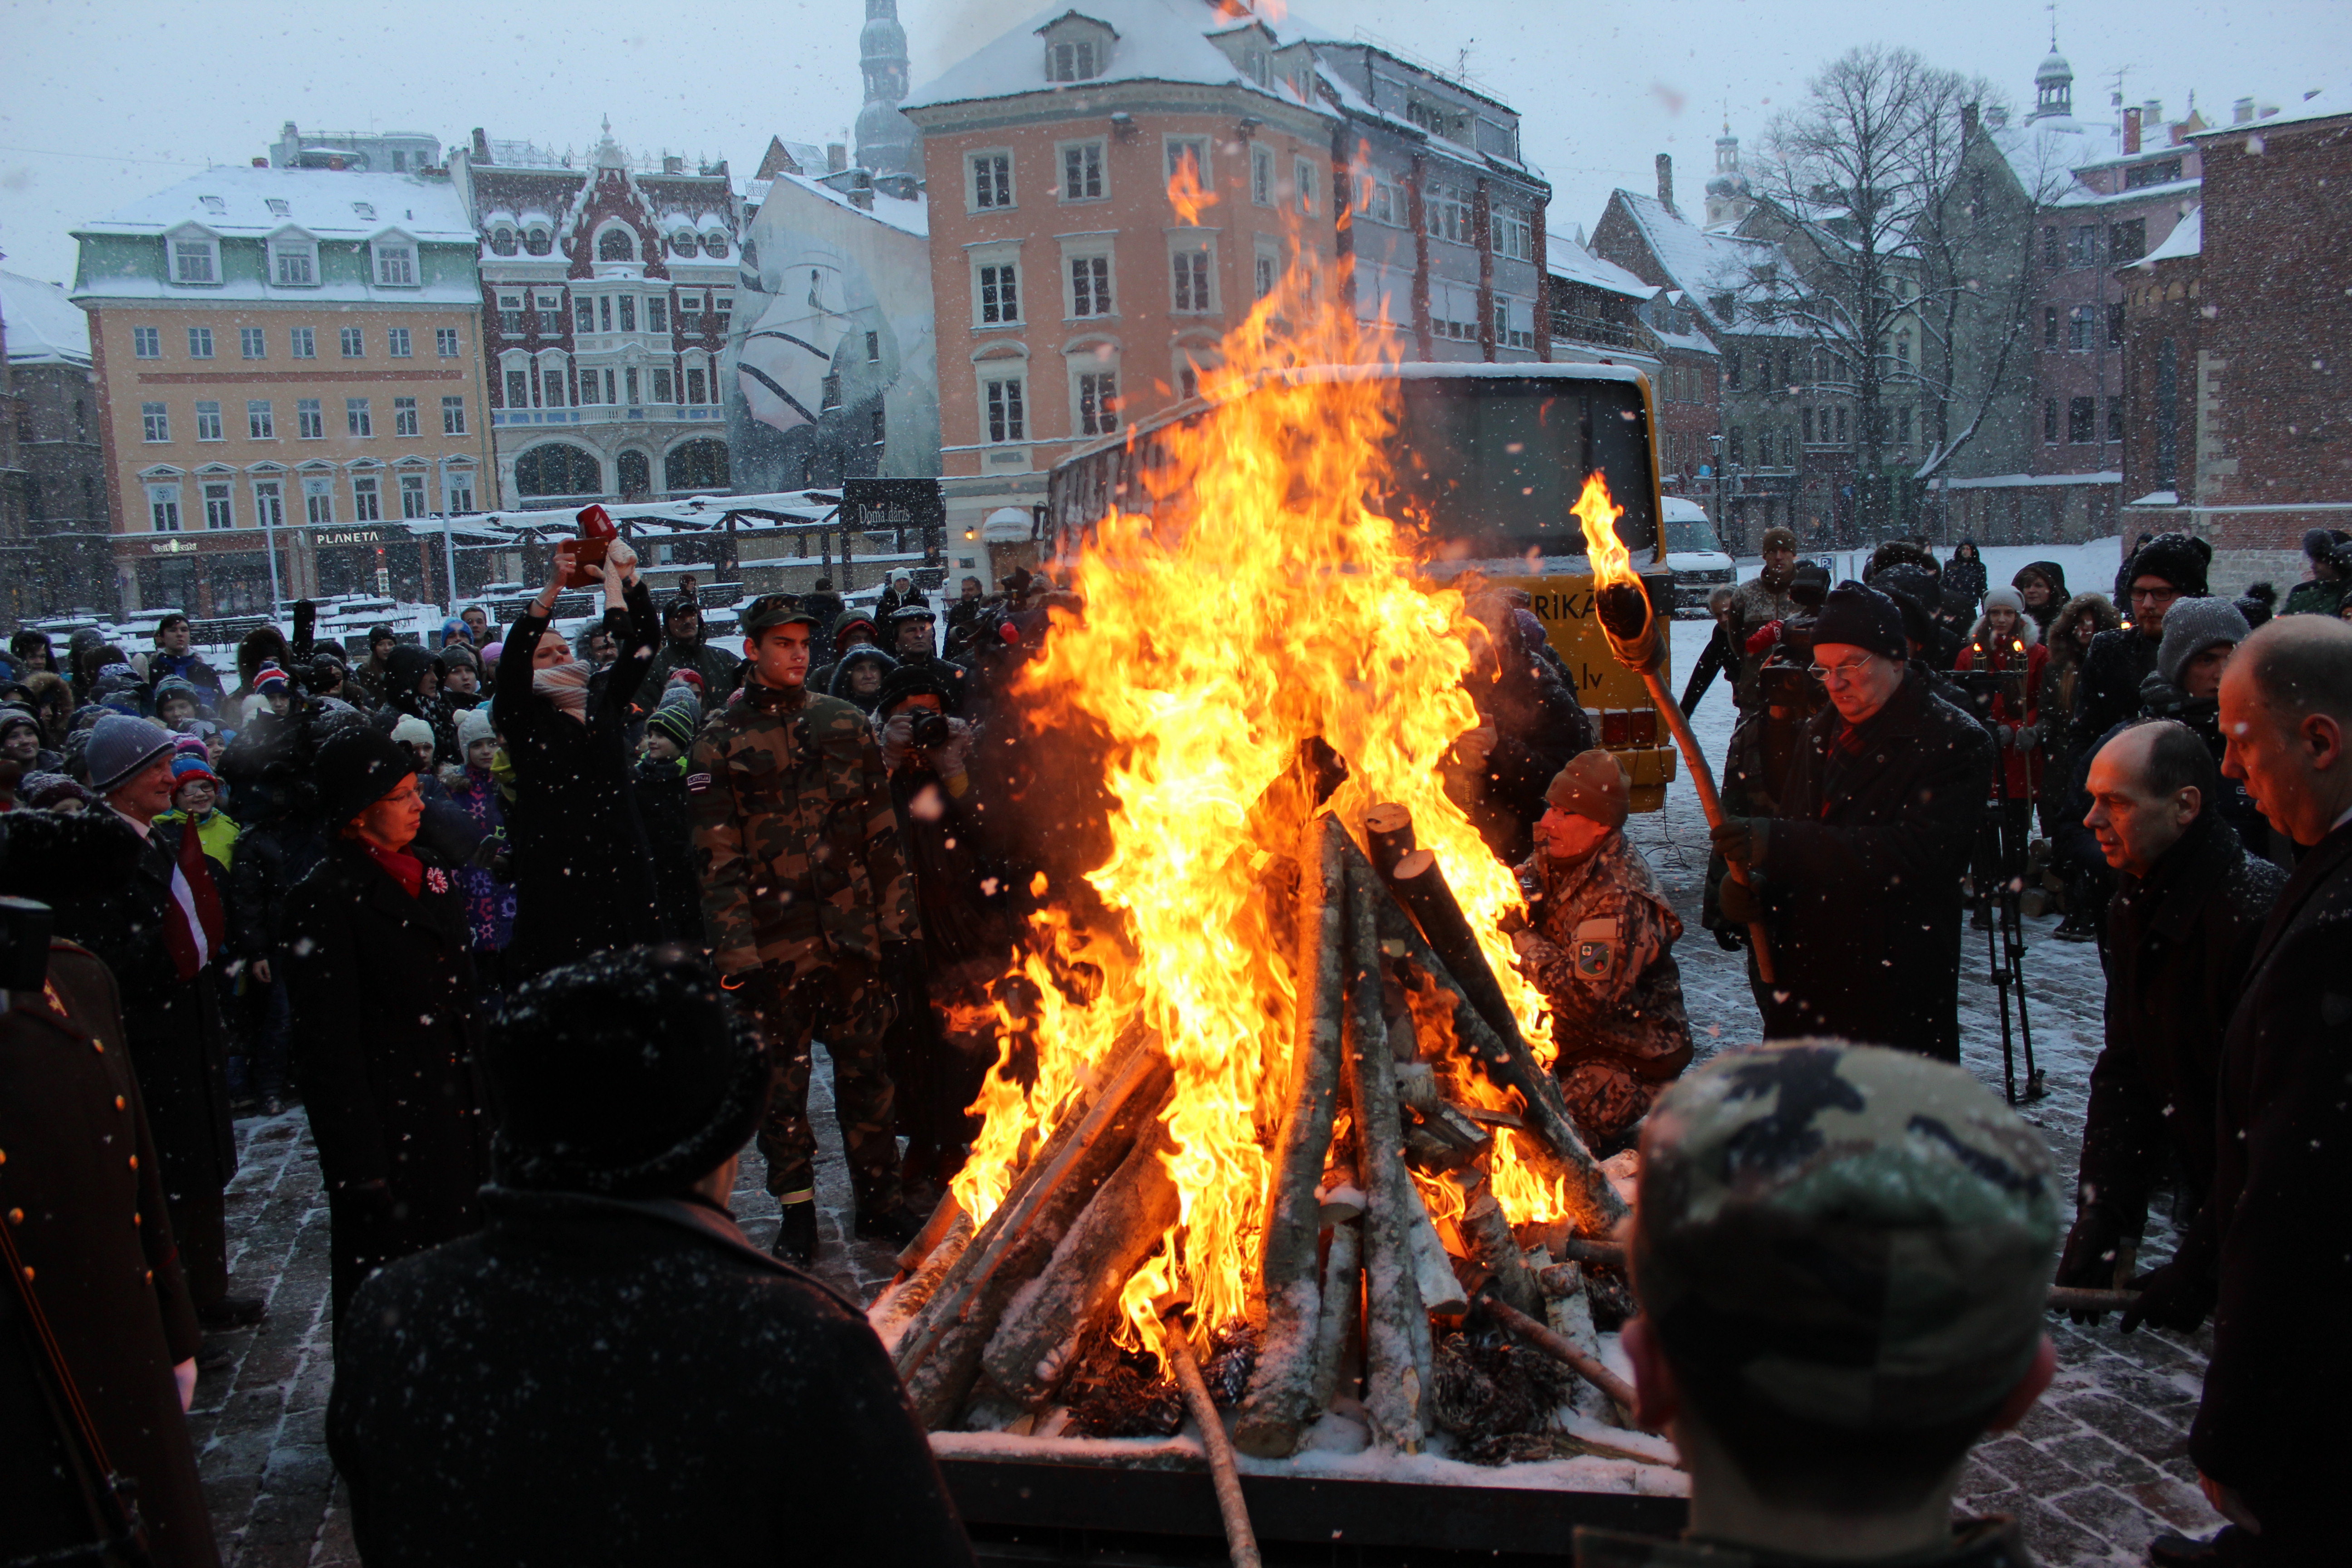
[1256,250,1278,300]
[298,399,324,439]
[290,327,315,358]
[202,482,234,530]
[2106,395,2123,441]
[1494,207,1534,261]
[1424,180,1471,244]
[1728,427,1744,465]
[253,480,283,530]
[678,294,705,331]
[625,368,641,405]
[865,331,880,363]
[147,484,182,532]
[400,473,428,519]
[703,232,730,260]
[527,293,559,334]
[970,152,1014,210]
[375,244,417,286]
[444,471,475,513]
[1048,39,1098,82]
[619,297,638,333]
[142,402,170,442]
[984,376,1026,443]
[1295,157,1317,216]
[304,477,334,524]
[2043,398,2058,443]
[2042,225,2060,269]
[1166,137,1211,190]
[499,294,527,335]
[1063,142,1104,200]
[872,406,887,446]
[524,228,553,256]
[505,368,529,407]
[540,359,566,408]
[652,368,674,403]
[2110,218,2147,263]
[194,401,223,441]
[347,397,373,437]
[2068,304,2097,351]
[2068,396,2096,443]
[2043,307,2059,348]
[248,400,274,439]
[715,295,731,329]
[978,261,1021,325]
[272,240,316,286]
[393,397,419,437]
[388,327,412,358]
[170,237,218,284]
[1252,145,1274,206]
[599,297,613,333]
[352,476,381,521]
[240,327,266,359]
[1171,246,1213,313]
[597,228,635,262]
[2126,157,2185,188]
[490,227,519,257]
[437,327,460,357]
[1836,406,1847,442]
[1076,370,1119,436]
[572,296,594,334]
[1070,255,1112,317]
[647,298,668,333]
[442,396,467,436]
[340,327,364,358]
[187,327,214,359]
[133,326,161,358]
[1803,407,1815,444]
[2108,302,2127,347]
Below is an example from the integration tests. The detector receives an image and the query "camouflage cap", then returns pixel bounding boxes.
[740,595,816,637]
[1632,1040,2057,1432]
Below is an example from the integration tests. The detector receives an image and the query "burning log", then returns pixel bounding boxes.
[897,1193,968,1275]
[1368,834,1523,1061]
[1480,1292,1638,1413]
[980,1108,1180,1410]
[1403,1181,1470,1319]
[1343,858,1433,1452]
[876,1211,975,1339]
[1461,1191,1541,1318]
[1233,814,1350,1455]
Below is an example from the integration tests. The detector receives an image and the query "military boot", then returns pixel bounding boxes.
[772,1198,819,1265]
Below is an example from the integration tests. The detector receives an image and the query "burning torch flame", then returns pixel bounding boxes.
[1571,471,1634,592]
[1167,147,1218,225]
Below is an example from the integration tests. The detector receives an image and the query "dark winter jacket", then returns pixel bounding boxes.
[1678,617,1737,720]
[0,809,235,1199]
[2280,575,2346,618]
[1942,547,1989,608]
[283,837,492,1319]
[643,634,739,709]
[146,648,224,705]
[327,1186,975,1568]
[1460,630,1596,864]
[632,754,705,945]
[0,941,220,1568]
[2171,817,2352,1526]
[491,580,662,979]
[1755,667,1995,1059]
[228,806,331,960]
[2068,623,2164,754]
[2078,809,2284,1237]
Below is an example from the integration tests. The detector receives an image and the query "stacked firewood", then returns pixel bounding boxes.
[874,807,1643,1461]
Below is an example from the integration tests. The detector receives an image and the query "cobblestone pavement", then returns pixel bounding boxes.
[186,627,2217,1566]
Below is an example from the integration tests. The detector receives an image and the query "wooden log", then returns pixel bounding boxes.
[1401,1180,1469,1318]
[877,1211,975,1342]
[1342,858,1431,1453]
[1307,1218,1362,1413]
[1342,832,1628,1232]
[1232,814,1349,1455]
[1363,802,1416,875]
[980,1110,1180,1410]
[1161,1304,1265,1568]
[1481,1292,1638,1412]
[1378,843,1522,1057]
[1461,1191,1540,1318]
[1538,1257,1617,1422]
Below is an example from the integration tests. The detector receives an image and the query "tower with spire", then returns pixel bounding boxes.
[2029,10,2075,123]
[856,0,919,177]
[1705,121,1754,229]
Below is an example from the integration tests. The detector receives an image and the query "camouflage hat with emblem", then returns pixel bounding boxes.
[739,595,817,637]
[1632,1039,2057,1433]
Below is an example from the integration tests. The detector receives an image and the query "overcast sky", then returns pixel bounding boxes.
[4,0,2346,287]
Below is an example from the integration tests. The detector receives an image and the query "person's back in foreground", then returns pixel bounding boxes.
[325,945,973,1568]
[1578,1039,2058,1567]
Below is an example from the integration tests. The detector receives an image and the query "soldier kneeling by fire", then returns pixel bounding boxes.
[1504,750,1693,1151]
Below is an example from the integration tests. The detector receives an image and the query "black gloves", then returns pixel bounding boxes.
[1709,815,1770,870]
[2118,1258,2217,1336]
[2056,1206,2137,1323]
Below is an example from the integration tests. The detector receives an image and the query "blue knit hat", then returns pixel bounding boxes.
[86,713,177,794]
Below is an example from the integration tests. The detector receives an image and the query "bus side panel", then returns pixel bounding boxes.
[1492,573,1678,813]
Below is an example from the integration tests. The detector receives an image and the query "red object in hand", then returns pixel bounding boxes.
[566,504,617,587]
[1744,619,1783,657]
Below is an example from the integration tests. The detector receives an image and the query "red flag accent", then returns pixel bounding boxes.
[162,823,226,982]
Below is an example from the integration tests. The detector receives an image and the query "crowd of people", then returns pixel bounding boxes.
[1,519,2346,1566]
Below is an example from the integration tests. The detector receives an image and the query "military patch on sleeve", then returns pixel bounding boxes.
[687,772,714,792]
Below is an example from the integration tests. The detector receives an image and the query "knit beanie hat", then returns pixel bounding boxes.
[21,772,92,811]
[85,714,177,795]
[1545,749,1632,832]
[647,686,702,750]
[170,754,219,788]
[486,946,771,1199]
[314,726,416,827]
[253,661,292,696]
[2127,532,2213,598]
[2156,597,2252,687]
[456,706,497,750]
[390,715,436,751]
[1981,585,2026,617]
[1811,583,1911,663]
[0,707,39,741]
[1760,526,1798,554]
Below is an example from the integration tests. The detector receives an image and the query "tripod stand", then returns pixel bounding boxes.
[1971,744,2043,1104]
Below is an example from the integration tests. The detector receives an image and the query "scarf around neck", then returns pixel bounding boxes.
[534,660,592,723]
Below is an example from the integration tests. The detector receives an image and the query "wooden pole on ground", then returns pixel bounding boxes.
[1160,1301,1264,1568]
[1480,1292,1637,1412]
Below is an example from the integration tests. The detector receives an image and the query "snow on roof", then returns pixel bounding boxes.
[1,271,92,366]
[1942,470,2122,490]
[2132,206,2201,266]
[2193,83,2352,135]
[76,166,475,244]
[2053,174,2201,210]
[1546,239,1656,301]
[762,172,930,239]
[1989,116,2121,202]
[904,0,1331,117]
[1609,190,1792,332]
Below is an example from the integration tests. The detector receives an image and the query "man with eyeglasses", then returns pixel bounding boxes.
[2069,532,2212,759]
[1711,583,1993,1061]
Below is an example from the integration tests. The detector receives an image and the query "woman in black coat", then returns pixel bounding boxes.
[284,728,493,1323]
[491,536,662,980]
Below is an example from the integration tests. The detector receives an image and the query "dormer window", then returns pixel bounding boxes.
[200,195,226,215]
[1038,13,1115,85]
[523,227,552,256]
[169,232,220,285]
[702,232,730,260]
[372,238,418,286]
[266,198,290,217]
[353,201,376,220]
[270,233,320,287]
[1049,39,1098,81]
[490,226,519,256]
[672,230,699,258]
[598,227,636,262]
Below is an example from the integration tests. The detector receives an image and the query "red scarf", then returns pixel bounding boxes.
[361,842,424,899]
[162,819,227,982]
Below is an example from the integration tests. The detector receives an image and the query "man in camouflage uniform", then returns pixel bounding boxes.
[1507,751,1692,1149]
[690,596,925,1263]
[1577,1040,2058,1568]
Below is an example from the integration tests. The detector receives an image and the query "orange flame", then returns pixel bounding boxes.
[1571,471,1637,592]
[1167,147,1218,225]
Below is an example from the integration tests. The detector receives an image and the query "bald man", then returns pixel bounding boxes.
[2059,721,2283,1313]
[2124,617,2352,1564]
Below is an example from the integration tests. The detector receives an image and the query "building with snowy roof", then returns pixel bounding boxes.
[0,271,113,616]
[70,164,496,617]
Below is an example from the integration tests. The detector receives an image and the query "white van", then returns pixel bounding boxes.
[1661,496,1734,613]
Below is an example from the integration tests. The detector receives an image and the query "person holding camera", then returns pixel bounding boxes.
[690,599,924,1263]
[1711,584,1993,1060]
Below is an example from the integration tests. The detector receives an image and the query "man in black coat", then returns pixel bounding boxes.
[284,727,493,1323]
[1714,584,1994,1060]
[2070,531,2211,754]
[2123,618,2352,1564]
[1452,593,1596,865]
[0,927,221,1568]
[2058,721,2283,1300]
[0,714,258,1328]
[327,946,974,1568]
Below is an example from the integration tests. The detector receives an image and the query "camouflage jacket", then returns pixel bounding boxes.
[1512,835,1691,1078]
[1574,1519,2032,1568]
[1729,573,1802,709]
[689,679,919,979]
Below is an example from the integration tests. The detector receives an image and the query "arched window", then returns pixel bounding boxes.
[617,448,652,499]
[489,227,518,256]
[598,227,636,262]
[671,231,698,258]
[514,442,603,498]
[664,438,731,493]
[523,228,552,256]
[701,233,730,260]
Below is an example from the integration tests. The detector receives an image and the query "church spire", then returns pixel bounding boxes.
[856,0,919,178]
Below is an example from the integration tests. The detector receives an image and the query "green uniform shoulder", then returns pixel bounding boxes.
[800,692,875,742]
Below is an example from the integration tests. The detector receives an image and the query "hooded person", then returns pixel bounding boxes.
[325,946,975,1568]
[346,623,400,711]
[1955,584,2049,806]
[826,642,899,716]
[2280,527,2351,617]
[2013,560,2070,634]
[806,608,882,696]
[282,726,492,1323]
[876,568,922,623]
[0,704,61,774]
[1505,751,1692,1147]
[1942,539,1989,608]
[634,688,706,945]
